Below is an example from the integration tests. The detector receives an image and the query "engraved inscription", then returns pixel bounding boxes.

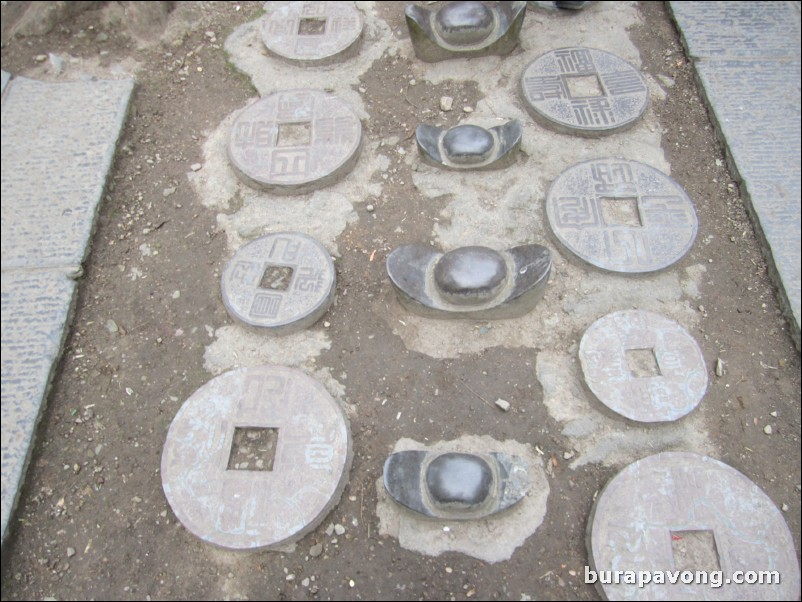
[600,70,647,95]
[571,98,615,126]
[230,261,262,286]
[232,121,276,148]
[295,267,326,292]
[270,148,309,177]
[554,196,601,228]
[591,162,637,195]
[250,292,283,319]
[554,48,595,74]
[524,75,569,101]
[268,236,302,262]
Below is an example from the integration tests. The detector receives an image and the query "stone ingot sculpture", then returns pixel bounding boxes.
[383,451,530,519]
[405,1,527,62]
[387,244,551,319]
[416,121,522,170]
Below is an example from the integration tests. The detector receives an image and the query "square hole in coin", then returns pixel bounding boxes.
[626,348,661,378]
[260,265,294,290]
[227,427,278,471]
[671,530,721,572]
[277,122,312,147]
[298,18,326,35]
[601,197,642,227]
[566,74,604,98]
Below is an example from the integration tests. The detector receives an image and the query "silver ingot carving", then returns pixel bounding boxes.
[383,450,530,519]
[387,244,551,319]
[405,1,527,62]
[416,121,522,170]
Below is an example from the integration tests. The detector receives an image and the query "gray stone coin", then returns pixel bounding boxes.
[579,310,707,423]
[588,452,801,601]
[260,1,363,65]
[546,159,698,273]
[221,232,335,334]
[520,47,648,136]
[161,366,352,550]
[228,89,362,194]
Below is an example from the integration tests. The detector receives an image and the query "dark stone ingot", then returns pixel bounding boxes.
[387,243,551,319]
[416,121,522,170]
[406,1,527,63]
[383,450,530,519]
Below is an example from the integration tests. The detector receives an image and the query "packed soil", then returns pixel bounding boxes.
[1,2,799,600]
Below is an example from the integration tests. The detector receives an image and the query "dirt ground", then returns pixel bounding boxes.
[1,1,800,600]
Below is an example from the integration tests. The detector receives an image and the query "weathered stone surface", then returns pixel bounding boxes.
[520,47,648,136]
[387,243,551,319]
[579,310,707,423]
[221,232,335,334]
[227,89,362,194]
[1,76,135,271]
[406,1,527,63]
[260,1,363,65]
[546,159,698,273]
[589,452,801,600]
[1,270,75,544]
[161,366,352,550]
[416,121,522,170]
[383,450,529,519]
[1,71,9,95]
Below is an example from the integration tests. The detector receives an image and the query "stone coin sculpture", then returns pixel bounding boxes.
[161,366,352,550]
[416,121,522,170]
[579,310,707,423]
[520,47,648,136]
[228,89,362,194]
[546,159,698,273]
[383,450,530,519]
[221,232,335,334]
[387,244,551,319]
[406,1,527,62]
[588,452,800,600]
[260,1,363,65]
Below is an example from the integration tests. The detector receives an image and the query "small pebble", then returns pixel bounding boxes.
[190,163,202,171]
[764,425,772,435]
[463,106,474,113]
[366,204,375,212]
[334,524,346,536]
[309,543,323,557]
[495,398,510,412]
[66,547,76,558]
[440,96,454,111]
[781,503,789,512]
[35,54,48,62]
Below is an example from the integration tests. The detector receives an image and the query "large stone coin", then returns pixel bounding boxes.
[579,310,707,423]
[228,89,362,194]
[547,159,698,273]
[161,366,352,550]
[520,47,648,136]
[589,452,800,600]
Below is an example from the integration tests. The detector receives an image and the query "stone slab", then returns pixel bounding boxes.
[0,76,134,271]
[670,1,801,347]
[1,270,76,544]
[546,159,698,273]
[221,232,335,333]
[161,366,352,550]
[227,89,362,194]
[588,452,801,600]
[579,310,707,423]
[261,1,363,65]
[670,2,800,60]
[520,47,649,136]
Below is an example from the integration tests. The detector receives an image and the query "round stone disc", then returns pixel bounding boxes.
[588,452,800,601]
[261,2,363,64]
[221,232,335,334]
[579,310,707,423]
[228,89,362,194]
[520,47,648,136]
[161,366,352,550]
[547,159,698,273]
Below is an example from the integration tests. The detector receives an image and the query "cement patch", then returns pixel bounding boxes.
[376,435,548,563]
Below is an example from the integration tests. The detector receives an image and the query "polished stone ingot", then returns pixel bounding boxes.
[383,450,529,519]
[416,121,522,170]
[387,244,551,319]
[260,1,363,65]
[405,1,527,62]
[588,453,801,600]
